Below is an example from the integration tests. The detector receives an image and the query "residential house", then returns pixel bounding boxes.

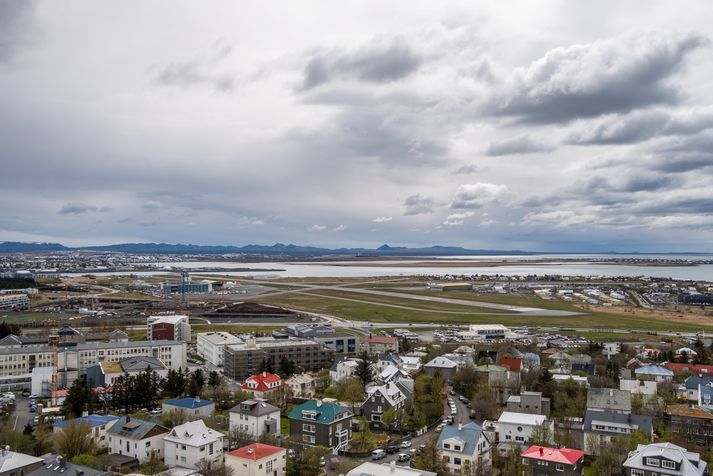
[487,412,551,447]
[522,352,541,371]
[240,372,283,399]
[583,411,653,455]
[229,399,280,440]
[498,357,522,373]
[679,375,713,403]
[587,388,631,414]
[162,397,215,420]
[361,382,408,426]
[476,364,520,404]
[364,335,399,354]
[620,379,657,398]
[345,462,435,476]
[399,355,422,374]
[288,399,352,450]
[423,356,458,380]
[623,442,706,476]
[521,446,585,476]
[52,414,119,449]
[375,354,402,372]
[285,373,316,398]
[666,404,713,447]
[634,364,674,382]
[663,363,713,376]
[329,358,359,383]
[107,416,169,464]
[506,391,550,417]
[0,449,44,476]
[163,419,224,470]
[225,443,286,476]
[437,422,491,475]
[27,455,106,476]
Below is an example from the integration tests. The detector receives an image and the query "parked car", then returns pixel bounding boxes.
[319,456,325,467]
[398,453,411,462]
[371,449,386,460]
[400,440,412,448]
[386,445,400,454]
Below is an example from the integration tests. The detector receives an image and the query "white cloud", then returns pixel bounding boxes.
[372,216,393,223]
[450,183,509,209]
[329,224,347,232]
[309,224,326,232]
[443,211,475,226]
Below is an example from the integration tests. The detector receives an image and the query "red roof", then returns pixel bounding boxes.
[498,357,522,372]
[521,446,584,465]
[241,372,282,392]
[662,362,713,375]
[366,335,397,344]
[228,443,284,461]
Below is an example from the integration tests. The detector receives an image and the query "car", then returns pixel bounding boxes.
[29,406,36,413]
[419,444,426,452]
[449,390,455,395]
[21,390,30,397]
[385,445,400,454]
[409,448,418,455]
[371,449,386,460]
[436,423,445,431]
[400,440,412,448]
[398,453,410,462]
[319,456,326,467]
[29,394,38,399]
[287,449,295,459]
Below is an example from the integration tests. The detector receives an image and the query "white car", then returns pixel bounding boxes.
[400,440,412,448]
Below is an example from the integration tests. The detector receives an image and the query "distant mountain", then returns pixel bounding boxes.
[0,241,533,256]
[0,242,69,253]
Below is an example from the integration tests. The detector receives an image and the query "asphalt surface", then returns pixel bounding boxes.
[11,395,35,431]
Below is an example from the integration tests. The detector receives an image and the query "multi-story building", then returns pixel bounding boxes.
[506,391,551,418]
[229,398,280,439]
[0,450,44,476]
[285,373,316,398]
[330,358,360,383]
[0,294,29,310]
[423,356,457,380]
[85,356,168,388]
[281,325,360,354]
[147,315,191,342]
[53,415,119,449]
[437,422,491,475]
[0,340,187,378]
[623,442,707,476]
[364,335,398,354]
[223,338,335,380]
[225,443,286,476]
[288,399,352,450]
[163,419,224,470]
[107,416,169,464]
[583,411,653,455]
[361,382,408,426]
[459,324,510,342]
[521,446,585,476]
[666,404,713,447]
[197,332,243,367]
[160,281,212,294]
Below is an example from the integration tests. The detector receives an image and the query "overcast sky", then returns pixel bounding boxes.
[2,1,713,252]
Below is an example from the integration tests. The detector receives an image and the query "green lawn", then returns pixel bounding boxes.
[0,311,70,324]
[280,416,290,436]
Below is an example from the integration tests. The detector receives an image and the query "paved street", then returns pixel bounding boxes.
[11,395,34,431]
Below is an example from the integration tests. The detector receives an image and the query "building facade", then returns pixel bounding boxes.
[225,443,286,476]
[163,419,224,470]
[107,416,169,464]
[521,446,585,476]
[229,399,280,439]
[197,332,243,367]
[437,423,491,475]
[288,399,353,450]
[147,315,191,342]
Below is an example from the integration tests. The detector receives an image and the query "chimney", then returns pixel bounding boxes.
[539,447,544,456]
[263,371,267,377]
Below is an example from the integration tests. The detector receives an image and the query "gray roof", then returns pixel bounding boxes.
[425,356,457,369]
[121,356,165,372]
[0,450,43,474]
[587,388,631,413]
[0,334,22,346]
[230,399,280,417]
[584,410,653,437]
[624,443,706,476]
[437,422,487,457]
[28,455,106,476]
[635,364,674,377]
[685,375,713,390]
[0,339,184,356]
[346,462,436,476]
[107,416,169,440]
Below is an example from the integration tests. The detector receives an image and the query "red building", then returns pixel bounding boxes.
[521,446,585,476]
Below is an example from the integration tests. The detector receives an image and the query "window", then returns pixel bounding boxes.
[444,443,450,449]
[646,458,660,467]
[556,464,564,471]
[302,434,315,444]
[630,471,644,476]
[661,460,675,469]
[453,458,461,465]
[303,424,316,433]
[453,445,461,451]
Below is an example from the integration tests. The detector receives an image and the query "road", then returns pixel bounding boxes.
[11,396,34,431]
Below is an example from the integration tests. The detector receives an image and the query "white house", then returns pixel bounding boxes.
[285,373,316,398]
[229,399,281,439]
[488,412,551,447]
[330,358,359,383]
[346,462,436,476]
[225,443,286,476]
[53,415,119,449]
[196,332,243,367]
[107,416,169,464]
[620,379,657,397]
[163,419,224,470]
[437,422,491,475]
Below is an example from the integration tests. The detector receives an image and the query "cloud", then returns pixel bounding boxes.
[485,135,554,156]
[450,183,509,209]
[568,107,713,145]
[329,224,347,232]
[58,203,111,215]
[486,32,706,123]
[300,38,421,90]
[141,200,163,210]
[403,194,435,215]
[309,224,326,232]
[522,210,595,227]
[453,164,481,175]
[372,217,393,223]
[443,211,474,226]
[153,40,235,92]
[236,216,265,226]
[0,0,38,65]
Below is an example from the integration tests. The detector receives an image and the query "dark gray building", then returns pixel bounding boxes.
[288,399,352,450]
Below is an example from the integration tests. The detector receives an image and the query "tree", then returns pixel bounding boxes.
[529,422,552,446]
[228,426,255,450]
[195,459,234,476]
[259,357,275,374]
[55,421,96,458]
[163,368,187,397]
[0,426,33,454]
[140,450,166,476]
[208,370,221,388]
[279,356,296,377]
[338,378,364,413]
[412,437,449,476]
[354,350,374,388]
[32,423,53,456]
[63,376,95,418]
[287,446,330,476]
[453,366,481,400]
[71,454,102,470]
[0,321,21,338]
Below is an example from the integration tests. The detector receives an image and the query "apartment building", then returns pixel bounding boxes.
[223,338,335,380]
[0,294,29,310]
[147,315,191,342]
[196,332,243,367]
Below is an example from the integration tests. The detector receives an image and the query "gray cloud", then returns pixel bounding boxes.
[450,183,509,209]
[0,0,38,64]
[487,32,706,124]
[485,135,554,156]
[300,38,421,90]
[453,164,481,175]
[153,41,235,92]
[58,203,111,215]
[403,194,435,215]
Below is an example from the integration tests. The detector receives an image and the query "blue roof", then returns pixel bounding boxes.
[685,375,713,390]
[635,364,674,377]
[54,414,118,429]
[164,397,214,409]
[437,422,485,456]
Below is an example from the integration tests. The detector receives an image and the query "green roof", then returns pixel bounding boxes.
[288,400,351,424]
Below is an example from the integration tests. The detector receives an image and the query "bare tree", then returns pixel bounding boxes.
[195,459,234,476]
[54,421,96,458]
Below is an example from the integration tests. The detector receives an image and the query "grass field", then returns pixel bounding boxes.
[0,312,70,324]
